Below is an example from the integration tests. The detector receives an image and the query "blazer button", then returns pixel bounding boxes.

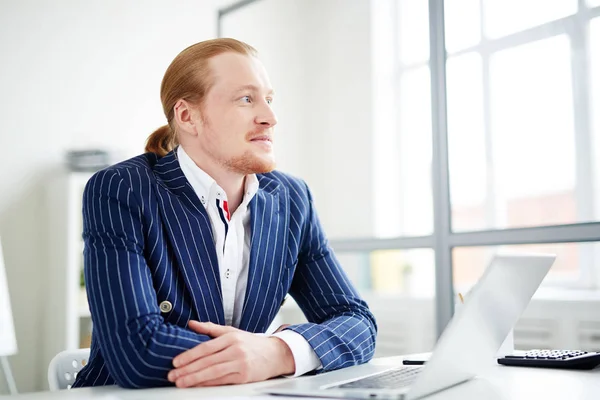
[159,300,172,313]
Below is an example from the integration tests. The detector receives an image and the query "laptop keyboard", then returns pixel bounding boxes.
[331,367,422,390]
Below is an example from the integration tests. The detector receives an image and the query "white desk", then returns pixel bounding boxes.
[6,355,600,400]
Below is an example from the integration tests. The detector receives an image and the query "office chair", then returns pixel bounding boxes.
[47,348,90,390]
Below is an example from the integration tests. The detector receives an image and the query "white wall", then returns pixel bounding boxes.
[0,0,229,392]
[222,0,374,239]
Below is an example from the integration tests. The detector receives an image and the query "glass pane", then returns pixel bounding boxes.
[491,36,575,227]
[450,35,581,231]
[453,243,600,351]
[484,0,577,39]
[393,67,433,236]
[592,19,600,224]
[398,0,429,64]
[346,249,436,356]
[445,0,481,53]
[446,53,487,231]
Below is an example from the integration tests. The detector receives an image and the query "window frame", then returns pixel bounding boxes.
[331,0,600,337]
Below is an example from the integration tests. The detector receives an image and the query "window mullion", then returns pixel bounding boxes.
[429,0,454,338]
[572,1,597,287]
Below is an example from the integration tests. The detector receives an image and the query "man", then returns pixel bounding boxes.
[73,38,377,389]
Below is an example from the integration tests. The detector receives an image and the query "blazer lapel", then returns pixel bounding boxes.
[152,149,225,325]
[239,176,289,332]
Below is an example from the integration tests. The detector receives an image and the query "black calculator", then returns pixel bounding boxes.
[498,349,600,370]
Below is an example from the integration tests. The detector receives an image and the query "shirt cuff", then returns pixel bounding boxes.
[272,330,323,377]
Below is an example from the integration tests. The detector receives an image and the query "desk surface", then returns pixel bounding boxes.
[6,355,600,400]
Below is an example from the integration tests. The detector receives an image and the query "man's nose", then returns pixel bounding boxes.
[256,103,278,127]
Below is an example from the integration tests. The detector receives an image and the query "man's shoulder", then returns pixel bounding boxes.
[106,153,159,174]
[86,153,159,189]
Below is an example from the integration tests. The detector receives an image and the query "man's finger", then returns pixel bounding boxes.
[168,346,236,382]
[175,361,239,388]
[173,335,233,368]
[188,321,236,337]
[195,372,241,387]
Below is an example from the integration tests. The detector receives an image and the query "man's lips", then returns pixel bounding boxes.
[249,135,272,142]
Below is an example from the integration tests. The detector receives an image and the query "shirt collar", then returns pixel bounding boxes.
[177,146,259,210]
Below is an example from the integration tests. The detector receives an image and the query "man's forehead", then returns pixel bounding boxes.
[213,77,274,95]
[209,53,273,92]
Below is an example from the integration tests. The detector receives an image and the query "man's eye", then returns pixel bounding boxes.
[241,96,252,103]
[266,98,273,105]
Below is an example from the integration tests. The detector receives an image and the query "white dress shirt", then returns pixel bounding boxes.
[177,146,321,376]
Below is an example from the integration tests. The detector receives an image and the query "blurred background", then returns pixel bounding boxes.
[1,0,600,394]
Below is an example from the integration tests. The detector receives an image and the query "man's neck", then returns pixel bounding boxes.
[183,146,246,214]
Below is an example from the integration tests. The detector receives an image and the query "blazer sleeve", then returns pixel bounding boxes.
[284,181,378,372]
[82,168,210,388]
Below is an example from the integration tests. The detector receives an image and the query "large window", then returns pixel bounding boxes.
[443,0,600,233]
[345,0,600,338]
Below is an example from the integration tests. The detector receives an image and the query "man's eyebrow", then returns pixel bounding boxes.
[233,84,275,95]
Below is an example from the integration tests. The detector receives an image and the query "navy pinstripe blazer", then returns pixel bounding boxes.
[72,149,377,388]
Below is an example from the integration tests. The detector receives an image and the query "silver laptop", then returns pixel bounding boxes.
[264,253,556,400]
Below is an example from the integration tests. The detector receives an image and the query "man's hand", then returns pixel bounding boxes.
[167,321,296,388]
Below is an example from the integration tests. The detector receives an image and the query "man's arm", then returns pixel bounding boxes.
[82,168,211,388]
[283,181,378,372]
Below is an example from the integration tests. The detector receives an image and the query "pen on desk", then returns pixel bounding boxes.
[458,293,464,304]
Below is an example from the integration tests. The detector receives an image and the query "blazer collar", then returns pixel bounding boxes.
[153,148,195,194]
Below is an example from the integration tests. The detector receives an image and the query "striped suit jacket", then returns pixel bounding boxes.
[72,149,377,388]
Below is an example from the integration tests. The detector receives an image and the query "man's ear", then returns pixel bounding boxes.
[173,99,200,137]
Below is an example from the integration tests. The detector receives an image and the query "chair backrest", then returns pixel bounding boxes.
[47,348,90,390]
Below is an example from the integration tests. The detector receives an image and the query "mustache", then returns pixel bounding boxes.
[246,128,272,141]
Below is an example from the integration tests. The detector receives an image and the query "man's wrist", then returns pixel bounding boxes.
[269,336,296,376]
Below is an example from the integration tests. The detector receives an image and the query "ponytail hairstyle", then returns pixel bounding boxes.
[145,38,258,156]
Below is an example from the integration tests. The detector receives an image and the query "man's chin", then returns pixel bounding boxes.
[249,159,276,174]
[225,154,276,175]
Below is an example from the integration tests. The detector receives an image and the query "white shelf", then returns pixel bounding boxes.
[78,307,91,318]
[78,288,91,317]
[43,170,94,389]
